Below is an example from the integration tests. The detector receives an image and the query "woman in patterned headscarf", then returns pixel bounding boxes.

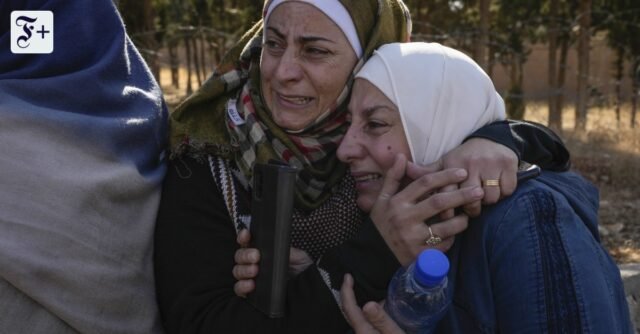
[154,1,569,332]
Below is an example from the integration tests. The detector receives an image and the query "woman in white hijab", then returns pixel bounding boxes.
[337,42,632,333]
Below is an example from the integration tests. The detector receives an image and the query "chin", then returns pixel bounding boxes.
[273,113,311,132]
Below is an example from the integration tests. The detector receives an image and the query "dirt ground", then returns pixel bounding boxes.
[160,70,640,265]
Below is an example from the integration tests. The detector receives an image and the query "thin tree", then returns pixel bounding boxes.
[476,0,491,71]
[574,0,591,131]
[548,0,561,131]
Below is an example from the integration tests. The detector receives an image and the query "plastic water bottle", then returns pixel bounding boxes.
[384,249,451,334]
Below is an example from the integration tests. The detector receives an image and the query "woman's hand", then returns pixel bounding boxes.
[233,229,259,297]
[289,247,313,276]
[417,137,518,217]
[341,274,405,334]
[370,155,483,266]
[232,229,313,297]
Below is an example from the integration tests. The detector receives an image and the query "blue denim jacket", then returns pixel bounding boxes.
[437,171,633,333]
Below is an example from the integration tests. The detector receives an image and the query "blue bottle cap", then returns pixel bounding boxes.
[414,249,450,287]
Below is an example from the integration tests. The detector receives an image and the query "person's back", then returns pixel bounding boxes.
[0,0,166,332]
[440,171,632,333]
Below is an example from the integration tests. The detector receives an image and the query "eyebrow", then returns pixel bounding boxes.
[266,27,335,44]
[363,105,395,118]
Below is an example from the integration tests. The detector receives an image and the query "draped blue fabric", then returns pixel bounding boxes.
[0,1,167,332]
[0,0,167,178]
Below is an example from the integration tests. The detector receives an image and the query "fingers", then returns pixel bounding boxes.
[415,186,483,218]
[399,168,468,204]
[427,214,469,252]
[232,262,258,280]
[500,166,518,199]
[236,228,251,248]
[406,158,443,179]
[437,184,458,220]
[439,137,520,212]
[234,279,255,298]
[480,174,502,205]
[341,274,377,333]
[289,247,311,263]
[377,154,407,201]
[289,248,313,276]
[234,247,260,265]
[362,302,404,334]
[462,200,482,218]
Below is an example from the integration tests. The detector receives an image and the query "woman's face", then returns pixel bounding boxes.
[260,2,358,131]
[337,79,412,212]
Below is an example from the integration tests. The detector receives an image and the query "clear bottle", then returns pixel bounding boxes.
[384,249,451,334]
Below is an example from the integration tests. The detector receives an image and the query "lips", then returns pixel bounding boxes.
[277,93,314,106]
[351,171,382,183]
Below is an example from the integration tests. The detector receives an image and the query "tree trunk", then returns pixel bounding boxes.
[475,0,490,70]
[574,0,591,131]
[192,35,203,87]
[168,41,180,88]
[506,55,525,119]
[547,0,560,132]
[614,47,624,126]
[555,36,570,124]
[488,45,495,79]
[200,35,208,79]
[185,36,193,95]
[632,60,639,128]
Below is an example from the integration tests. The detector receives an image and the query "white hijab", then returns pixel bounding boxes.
[355,42,506,165]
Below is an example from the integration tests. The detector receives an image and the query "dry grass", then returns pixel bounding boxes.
[525,103,640,264]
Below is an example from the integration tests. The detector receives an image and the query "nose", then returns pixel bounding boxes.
[274,49,304,83]
[337,126,364,164]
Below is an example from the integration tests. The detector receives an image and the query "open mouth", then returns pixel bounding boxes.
[353,174,382,182]
[278,94,313,106]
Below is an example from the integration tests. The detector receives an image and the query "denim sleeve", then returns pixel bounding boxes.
[486,185,632,333]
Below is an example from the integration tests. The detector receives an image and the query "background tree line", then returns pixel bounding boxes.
[116,0,640,131]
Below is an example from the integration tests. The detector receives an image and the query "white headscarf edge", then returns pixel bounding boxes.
[356,42,506,165]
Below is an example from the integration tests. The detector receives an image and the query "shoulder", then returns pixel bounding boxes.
[473,171,599,241]
[161,155,224,206]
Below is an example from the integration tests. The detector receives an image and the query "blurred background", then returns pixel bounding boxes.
[114,0,639,263]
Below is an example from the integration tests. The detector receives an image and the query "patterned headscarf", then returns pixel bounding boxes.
[171,0,411,210]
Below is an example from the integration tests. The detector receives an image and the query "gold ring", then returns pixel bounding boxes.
[425,226,442,246]
[482,179,500,187]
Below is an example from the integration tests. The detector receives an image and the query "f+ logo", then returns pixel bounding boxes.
[11,11,54,54]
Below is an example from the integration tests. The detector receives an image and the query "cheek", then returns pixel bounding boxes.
[259,53,277,86]
[313,64,351,101]
[372,146,399,170]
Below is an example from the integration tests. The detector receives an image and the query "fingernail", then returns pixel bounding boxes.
[344,273,352,284]
[456,169,467,178]
[472,187,484,197]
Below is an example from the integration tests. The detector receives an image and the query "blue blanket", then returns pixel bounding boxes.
[0,0,167,332]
